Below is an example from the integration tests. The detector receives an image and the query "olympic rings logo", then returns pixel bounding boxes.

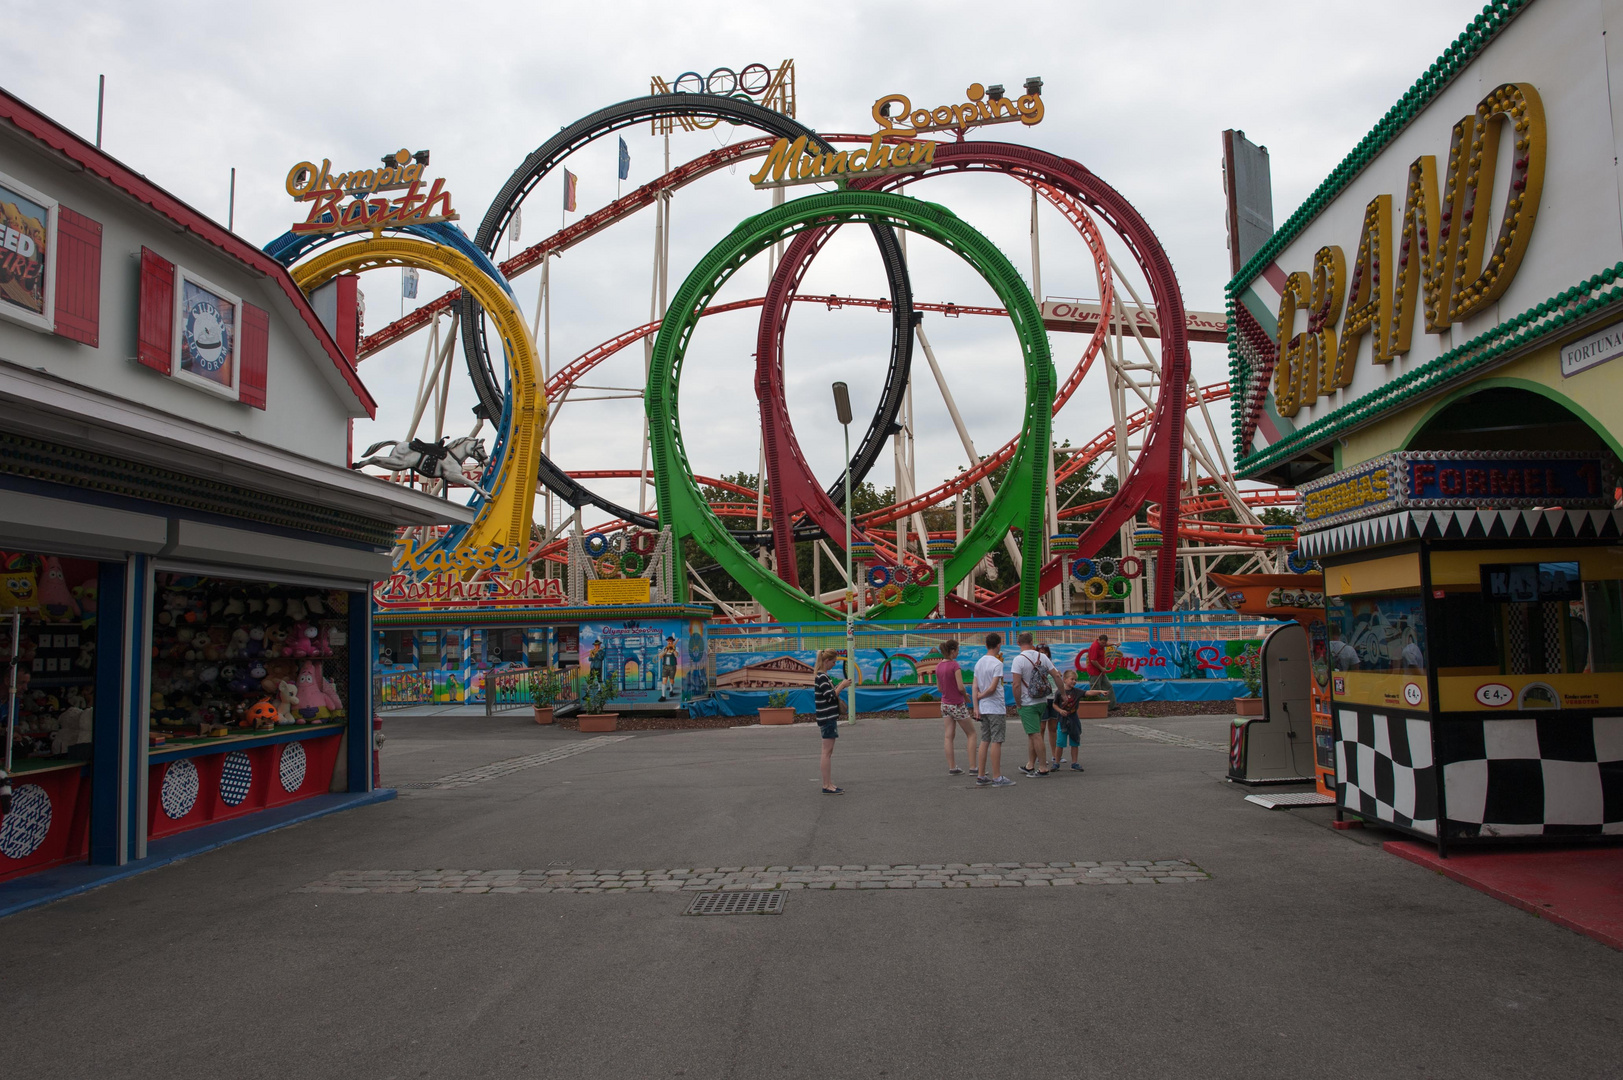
[664,64,775,98]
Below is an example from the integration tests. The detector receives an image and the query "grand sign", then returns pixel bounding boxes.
[286,148,459,236]
[1272,83,1547,418]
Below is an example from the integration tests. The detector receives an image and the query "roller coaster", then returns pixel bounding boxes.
[270,65,1303,621]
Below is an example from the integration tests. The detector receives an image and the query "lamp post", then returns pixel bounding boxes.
[832,382,856,728]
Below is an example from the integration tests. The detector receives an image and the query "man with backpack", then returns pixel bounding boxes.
[1010,630,1061,777]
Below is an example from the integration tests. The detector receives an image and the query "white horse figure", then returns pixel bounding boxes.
[354,435,493,498]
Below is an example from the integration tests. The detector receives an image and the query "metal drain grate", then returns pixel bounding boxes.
[684,890,785,916]
[1245,792,1336,809]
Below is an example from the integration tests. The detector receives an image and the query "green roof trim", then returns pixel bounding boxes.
[1236,261,1623,478]
[1225,0,1531,300]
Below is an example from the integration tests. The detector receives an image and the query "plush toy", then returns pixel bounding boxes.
[74,641,95,670]
[243,625,265,658]
[37,557,79,620]
[326,624,348,648]
[305,593,326,616]
[226,627,249,658]
[318,667,344,717]
[294,661,324,720]
[72,582,97,620]
[222,589,246,617]
[264,624,288,657]
[288,621,317,658]
[246,698,279,730]
[285,595,308,621]
[275,679,300,724]
[265,596,284,617]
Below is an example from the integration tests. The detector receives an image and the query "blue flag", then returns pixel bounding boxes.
[618,137,630,181]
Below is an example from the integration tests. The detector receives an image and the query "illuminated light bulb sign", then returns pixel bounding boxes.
[749,79,1044,191]
[286,148,460,236]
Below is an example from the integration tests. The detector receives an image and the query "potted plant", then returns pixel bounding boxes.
[532,668,563,725]
[758,690,796,725]
[1235,646,1264,716]
[577,676,617,732]
[907,691,941,719]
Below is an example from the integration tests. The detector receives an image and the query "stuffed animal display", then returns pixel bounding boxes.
[148,575,349,736]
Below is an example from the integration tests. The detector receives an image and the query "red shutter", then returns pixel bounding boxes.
[239,302,269,409]
[136,247,174,373]
[53,206,102,346]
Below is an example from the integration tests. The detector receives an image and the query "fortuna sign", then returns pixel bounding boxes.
[286,148,459,236]
[750,79,1043,190]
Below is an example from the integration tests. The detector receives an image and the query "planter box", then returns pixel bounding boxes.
[1076,700,1110,719]
[578,713,618,732]
[1235,697,1264,716]
[907,701,942,718]
[533,706,555,725]
[757,707,796,726]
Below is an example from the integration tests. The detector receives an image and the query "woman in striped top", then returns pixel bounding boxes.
[814,648,850,794]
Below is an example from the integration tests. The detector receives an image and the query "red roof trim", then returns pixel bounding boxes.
[0,87,376,418]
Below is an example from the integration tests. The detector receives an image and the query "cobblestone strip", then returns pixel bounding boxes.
[297,860,1210,893]
[1097,723,1227,753]
[400,735,634,790]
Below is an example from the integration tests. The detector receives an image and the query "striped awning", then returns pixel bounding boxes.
[1298,506,1623,557]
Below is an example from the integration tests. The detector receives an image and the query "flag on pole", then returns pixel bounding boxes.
[618,137,630,181]
[401,267,418,300]
[563,169,578,213]
[510,204,522,244]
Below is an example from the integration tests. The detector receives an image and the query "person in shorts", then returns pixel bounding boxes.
[935,639,979,776]
[813,648,849,794]
[1011,631,1061,777]
[1051,669,1084,771]
[1038,644,1061,770]
[972,632,1013,787]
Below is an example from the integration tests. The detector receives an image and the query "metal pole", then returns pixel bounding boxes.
[228,167,235,233]
[5,612,18,771]
[844,419,855,728]
[95,75,104,149]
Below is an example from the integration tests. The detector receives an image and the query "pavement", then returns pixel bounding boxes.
[2,710,1620,1078]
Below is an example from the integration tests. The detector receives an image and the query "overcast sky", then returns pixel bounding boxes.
[13,0,1484,529]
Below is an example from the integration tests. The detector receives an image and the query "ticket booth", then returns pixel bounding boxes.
[1299,455,1623,853]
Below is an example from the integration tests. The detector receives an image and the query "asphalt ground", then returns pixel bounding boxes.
[2,710,1619,1079]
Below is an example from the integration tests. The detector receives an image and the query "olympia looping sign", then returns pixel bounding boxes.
[750,80,1043,191]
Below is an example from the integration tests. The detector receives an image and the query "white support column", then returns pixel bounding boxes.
[915,321,1023,573]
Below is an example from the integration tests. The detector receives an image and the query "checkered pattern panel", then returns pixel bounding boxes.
[1438,717,1623,838]
[1335,708,1438,836]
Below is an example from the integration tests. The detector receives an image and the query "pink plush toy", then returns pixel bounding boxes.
[38,556,79,620]
[288,621,318,658]
[294,662,324,721]
[318,667,344,716]
[312,624,334,658]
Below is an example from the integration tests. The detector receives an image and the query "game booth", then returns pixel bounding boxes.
[0,89,464,901]
[1226,0,1623,851]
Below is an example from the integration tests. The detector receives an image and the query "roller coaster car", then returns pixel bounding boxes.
[1228,623,1317,785]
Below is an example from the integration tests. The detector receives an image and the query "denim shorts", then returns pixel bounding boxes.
[818,719,839,740]
[977,711,1006,744]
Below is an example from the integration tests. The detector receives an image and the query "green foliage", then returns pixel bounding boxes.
[766,691,791,709]
[1235,646,1263,698]
[912,690,939,703]
[531,668,564,706]
[579,675,612,715]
